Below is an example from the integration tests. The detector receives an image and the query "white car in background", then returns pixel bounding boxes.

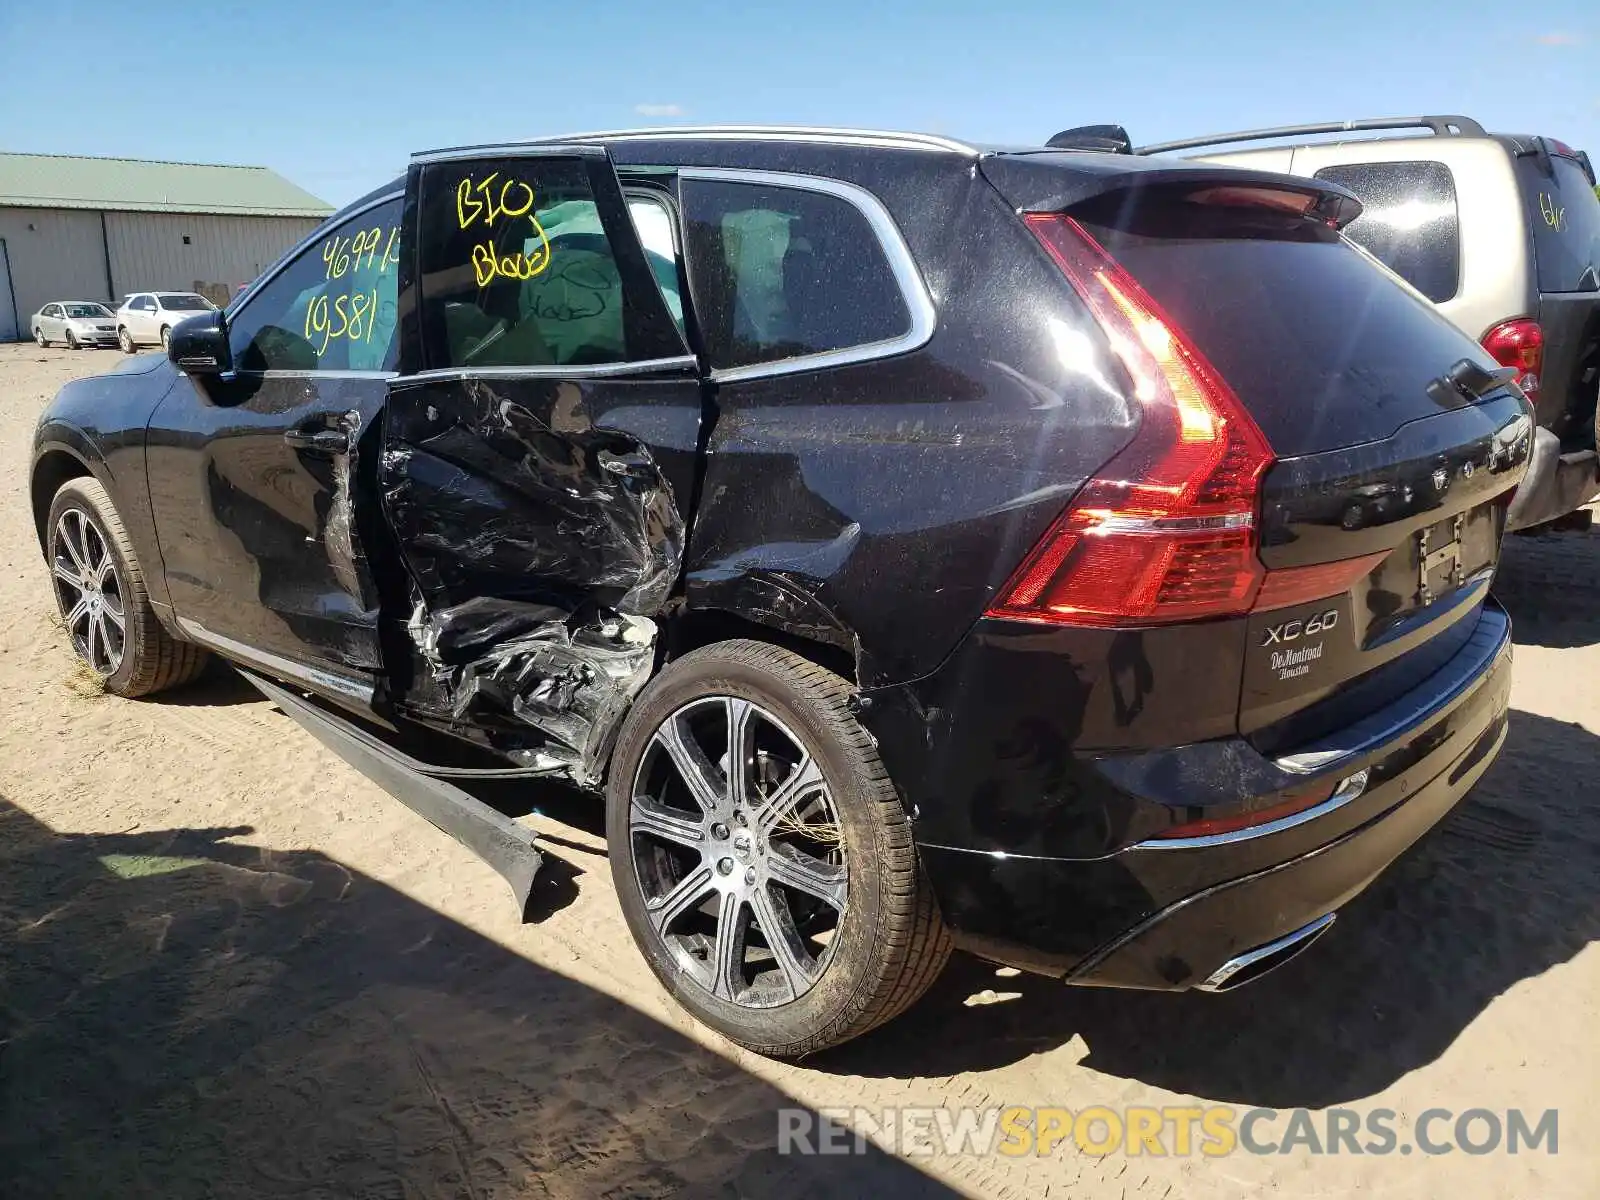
[115,291,218,352]
[31,302,119,349]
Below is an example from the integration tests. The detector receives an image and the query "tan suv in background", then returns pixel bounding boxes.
[1140,116,1600,532]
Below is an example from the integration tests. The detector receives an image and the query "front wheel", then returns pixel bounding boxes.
[65,330,79,350]
[159,325,171,350]
[607,640,951,1057]
[47,477,209,697]
[118,327,135,354]
[34,326,48,347]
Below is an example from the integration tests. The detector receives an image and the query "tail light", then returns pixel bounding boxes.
[1481,319,1543,400]
[987,214,1275,626]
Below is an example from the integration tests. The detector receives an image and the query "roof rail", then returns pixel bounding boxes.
[519,125,981,156]
[1134,115,1487,156]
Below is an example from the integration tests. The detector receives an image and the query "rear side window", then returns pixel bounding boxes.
[1513,150,1600,293]
[680,176,911,371]
[1312,161,1460,303]
[416,157,635,368]
[1071,193,1491,455]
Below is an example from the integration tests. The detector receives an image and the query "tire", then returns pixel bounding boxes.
[34,326,48,347]
[159,325,171,350]
[118,327,135,354]
[65,330,79,350]
[46,477,209,697]
[607,640,951,1057]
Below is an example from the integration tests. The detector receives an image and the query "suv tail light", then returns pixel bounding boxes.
[1481,319,1543,400]
[987,214,1275,626]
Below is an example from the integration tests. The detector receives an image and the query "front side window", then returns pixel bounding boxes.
[227,197,403,372]
[680,176,912,370]
[44,305,61,317]
[131,296,153,312]
[1314,161,1461,303]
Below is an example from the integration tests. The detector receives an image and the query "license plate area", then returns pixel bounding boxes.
[1418,515,1468,606]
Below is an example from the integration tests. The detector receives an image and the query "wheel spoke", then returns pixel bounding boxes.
[645,863,715,934]
[100,594,126,629]
[53,558,85,591]
[767,846,847,912]
[754,756,827,838]
[711,893,749,1000]
[630,793,708,849]
[653,716,726,814]
[56,514,90,576]
[724,697,756,806]
[64,594,91,630]
[84,609,101,670]
[94,612,119,670]
[752,886,816,1000]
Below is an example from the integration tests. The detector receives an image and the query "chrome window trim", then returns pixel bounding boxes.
[177,618,374,704]
[227,369,399,382]
[677,167,937,384]
[416,126,979,159]
[226,189,404,319]
[389,355,698,388]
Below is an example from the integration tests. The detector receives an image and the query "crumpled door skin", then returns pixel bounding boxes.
[383,377,684,783]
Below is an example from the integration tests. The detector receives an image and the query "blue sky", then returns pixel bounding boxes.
[2,0,1595,206]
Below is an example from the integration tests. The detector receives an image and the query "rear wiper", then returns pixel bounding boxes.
[1426,358,1520,405]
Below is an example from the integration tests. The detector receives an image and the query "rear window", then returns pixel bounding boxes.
[1514,150,1600,294]
[1071,193,1492,456]
[1312,161,1460,303]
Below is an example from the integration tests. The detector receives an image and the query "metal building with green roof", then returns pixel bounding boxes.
[0,152,333,340]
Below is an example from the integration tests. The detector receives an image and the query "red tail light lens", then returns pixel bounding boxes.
[1481,319,1543,400]
[988,214,1275,626]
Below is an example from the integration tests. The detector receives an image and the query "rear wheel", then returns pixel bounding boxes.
[607,640,951,1057]
[118,327,135,354]
[47,477,209,697]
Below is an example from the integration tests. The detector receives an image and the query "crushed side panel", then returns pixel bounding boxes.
[381,376,684,783]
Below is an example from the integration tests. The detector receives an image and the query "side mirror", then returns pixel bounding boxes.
[169,310,232,374]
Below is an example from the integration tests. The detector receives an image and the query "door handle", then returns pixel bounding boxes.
[284,426,351,454]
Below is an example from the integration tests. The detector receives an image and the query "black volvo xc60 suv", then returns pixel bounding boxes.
[30,126,1531,1055]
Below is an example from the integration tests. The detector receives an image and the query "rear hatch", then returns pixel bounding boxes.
[1502,137,1600,448]
[981,154,1533,745]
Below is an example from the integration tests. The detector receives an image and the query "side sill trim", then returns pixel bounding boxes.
[177,617,374,705]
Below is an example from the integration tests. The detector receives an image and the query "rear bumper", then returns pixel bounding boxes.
[904,601,1513,986]
[1506,426,1599,530]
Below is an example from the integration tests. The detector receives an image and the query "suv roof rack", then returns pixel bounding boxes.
[1134,115,1487,156]
[529,125,981,156]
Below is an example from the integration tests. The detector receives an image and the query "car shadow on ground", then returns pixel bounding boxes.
[0,799,955,1199]
[1493,525,1600,649]
[826,705,1599,1106]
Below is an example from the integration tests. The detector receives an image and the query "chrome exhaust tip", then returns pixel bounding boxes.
[1197,912,1336,993]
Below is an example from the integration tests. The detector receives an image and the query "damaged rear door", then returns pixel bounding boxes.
[382,145,701,782]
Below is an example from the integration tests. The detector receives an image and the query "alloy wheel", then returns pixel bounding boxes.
[34,327,46,347]
[629,696,848,1009]
[51,508,126,676]
[118,328,134,353]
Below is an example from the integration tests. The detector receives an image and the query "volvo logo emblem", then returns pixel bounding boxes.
[1432,467,1449,491]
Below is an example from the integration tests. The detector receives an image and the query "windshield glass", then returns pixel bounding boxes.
[161,294,214,311]
[64,303,113,318]
[1516,151,1600,293]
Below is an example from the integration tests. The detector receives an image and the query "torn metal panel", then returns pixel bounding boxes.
[381,375,690,786]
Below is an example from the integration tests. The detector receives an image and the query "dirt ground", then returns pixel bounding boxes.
[1,341,1596,1199]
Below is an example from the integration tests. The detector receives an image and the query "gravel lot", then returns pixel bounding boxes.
[1,342,1595,1198]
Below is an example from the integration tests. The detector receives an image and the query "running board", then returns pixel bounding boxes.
[239,669,543,918]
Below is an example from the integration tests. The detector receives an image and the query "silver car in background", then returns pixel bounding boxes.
[115,291,218,352]
[31,302,119,349]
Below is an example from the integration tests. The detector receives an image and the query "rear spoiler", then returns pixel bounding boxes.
[981,154,1364,229]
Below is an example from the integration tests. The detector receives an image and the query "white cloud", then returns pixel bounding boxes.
[634,103,688,118]
[1536,32,1582,46]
